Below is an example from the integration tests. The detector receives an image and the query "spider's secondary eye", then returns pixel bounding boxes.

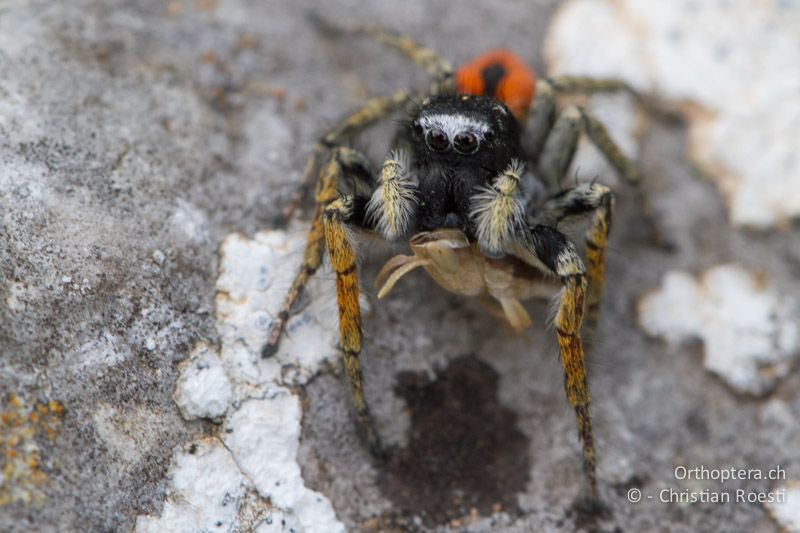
[425,128,450,152]
[453,131,479,154]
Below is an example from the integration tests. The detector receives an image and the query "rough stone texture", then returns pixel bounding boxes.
[2,1,799,532]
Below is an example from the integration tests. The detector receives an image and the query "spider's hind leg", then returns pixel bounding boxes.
[532,93,640,193]
[310,14,455,94]
[529,78,667,248]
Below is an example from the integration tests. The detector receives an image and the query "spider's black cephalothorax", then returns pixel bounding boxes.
[403,94,523,236]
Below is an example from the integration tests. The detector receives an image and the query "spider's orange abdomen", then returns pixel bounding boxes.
[456,50,537,122]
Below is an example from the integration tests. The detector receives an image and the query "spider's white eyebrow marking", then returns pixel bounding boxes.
[418,113,491,141]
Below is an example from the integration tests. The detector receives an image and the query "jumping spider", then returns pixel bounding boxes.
[264,17,645,502]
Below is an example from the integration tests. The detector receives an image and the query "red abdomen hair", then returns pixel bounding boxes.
[456,50,537,122]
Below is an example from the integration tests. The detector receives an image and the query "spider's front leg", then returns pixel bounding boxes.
[318,149,420,457]
[514,225,599,500]
[323,196,383,456]
[537,182,614,341]
[264,87,416,357]
[265,142,384,454]
[262,146,372,358]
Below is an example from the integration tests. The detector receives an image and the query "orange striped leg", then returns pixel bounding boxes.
[277,89,414,225]
[262,152,342,359]
[518,227,597,499]
[583,190,614,341]
[324,198,382,456]
[539,183,614,342]
[556,272,597,498]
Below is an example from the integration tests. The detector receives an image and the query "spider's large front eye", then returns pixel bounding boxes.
[453,131,479,154]
[425,128,450,152]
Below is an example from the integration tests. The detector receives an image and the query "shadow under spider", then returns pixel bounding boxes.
[379,356,530,527]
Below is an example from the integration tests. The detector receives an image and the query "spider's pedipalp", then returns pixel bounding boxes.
[280,89,417,224]
[365,149,419,242]
[469,159,527,256]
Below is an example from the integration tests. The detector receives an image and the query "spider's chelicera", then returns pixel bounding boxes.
[264,17,645,504]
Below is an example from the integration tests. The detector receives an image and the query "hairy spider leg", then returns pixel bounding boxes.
[537,183,615,346]
[323,196,383,456]
[272,19,464,350]
[262,143,374,359]
[513,225,598,499]
[528,80,640,192]
[265,138,383,453]
[280,89,415,223]
[310,14,455,94]
[529,77,666,248]
[280,17,456,222]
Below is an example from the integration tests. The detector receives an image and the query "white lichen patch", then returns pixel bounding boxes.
[174,342,232,421]
[215,230,339,386]
[136,230,345,532]
[224,394,342,533]
[638,265,799,395]
[546,0,800,228]
[765,481,800,533]
[63,331,128,370]
[135,438,254,533]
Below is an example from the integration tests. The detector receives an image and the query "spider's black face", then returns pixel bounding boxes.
[404,94,523,233]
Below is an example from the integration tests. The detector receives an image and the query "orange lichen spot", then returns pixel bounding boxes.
[47,401,64,416]
[1,394,63,507]
[269,87,287,102]
[166,2,181,16]
[237,34,258,50]
[201,51,218,65]
[293,97,308,112]
[194,0,217,11]
[456,50,537,122]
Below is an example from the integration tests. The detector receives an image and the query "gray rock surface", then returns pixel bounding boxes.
[1,0,798,532]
